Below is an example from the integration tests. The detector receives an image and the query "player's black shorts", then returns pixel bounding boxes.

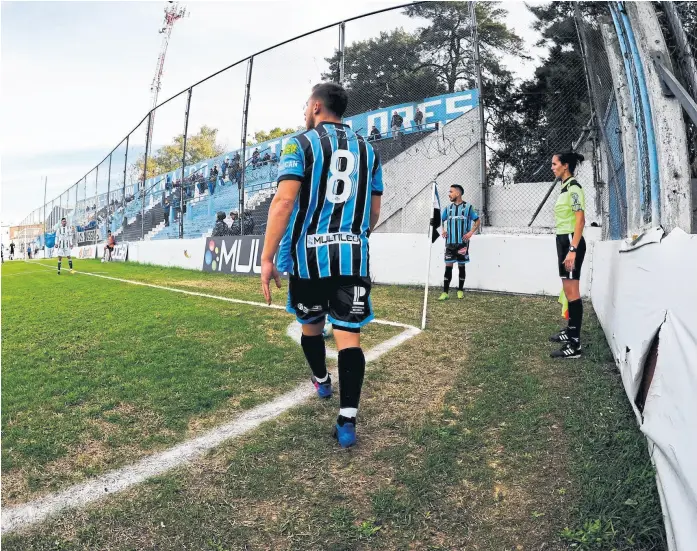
[444,241,470,265]
[286,276,373,332]
[556,234,586,280]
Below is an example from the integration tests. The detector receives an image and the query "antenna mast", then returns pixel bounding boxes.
[148,1,187,145]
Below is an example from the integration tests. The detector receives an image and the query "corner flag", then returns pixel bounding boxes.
[430,182,441,243]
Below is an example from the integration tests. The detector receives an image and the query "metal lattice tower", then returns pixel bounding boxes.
[148,1,187,146]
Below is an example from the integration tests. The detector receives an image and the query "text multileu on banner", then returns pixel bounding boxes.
[202,236,286,277]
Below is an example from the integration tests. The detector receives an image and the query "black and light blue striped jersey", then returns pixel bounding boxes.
[441,202,479,245]
[276,122,383,279]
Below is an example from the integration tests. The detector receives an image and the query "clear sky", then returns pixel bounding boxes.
[1,1,544,226]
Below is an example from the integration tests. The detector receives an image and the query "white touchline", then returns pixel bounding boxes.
[3,262,421,535]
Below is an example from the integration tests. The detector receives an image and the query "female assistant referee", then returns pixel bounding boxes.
[549,151,586,359]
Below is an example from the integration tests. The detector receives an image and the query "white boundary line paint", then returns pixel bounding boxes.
[3,262,421,535]
[1,270,57,277]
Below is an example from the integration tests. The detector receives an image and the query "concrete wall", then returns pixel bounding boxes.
[591,229,697,550]
[129,228,601,297]
[627,2,693,233]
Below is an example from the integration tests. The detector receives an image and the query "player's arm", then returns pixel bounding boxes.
[369,152,384,233]
[260,179,300,304]
[465,209,481,240]
[370,195,381,231]
[260,138,304,304]
[441,210,448,238]
[261,180,301,262]
[465,218,481,240]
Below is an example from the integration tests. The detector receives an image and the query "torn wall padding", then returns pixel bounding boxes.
[591,228,697,551]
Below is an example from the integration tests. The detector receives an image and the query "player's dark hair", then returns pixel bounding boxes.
[311,82,349,118]
[553,151,585,174]
[61,217,66,221]
[451,184,464,195]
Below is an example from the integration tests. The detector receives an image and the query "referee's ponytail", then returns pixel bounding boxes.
[553,151,585,175]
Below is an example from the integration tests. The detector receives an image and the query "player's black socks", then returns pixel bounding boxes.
[57,261,61,272]
[338,347,365,420]
[68,259,73,269]
[458,265,466,290]
[443,266,453,293]
[301,333,327,380]
[567,299,583,344]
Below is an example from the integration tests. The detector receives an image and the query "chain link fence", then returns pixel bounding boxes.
[16,1,688,249]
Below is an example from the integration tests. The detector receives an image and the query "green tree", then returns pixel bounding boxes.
[495,2,594,183]
[246,126,303,146]
[403,2,530,185]
[323,29,446,117]
[134,126,224,182]
[404,1,526,93]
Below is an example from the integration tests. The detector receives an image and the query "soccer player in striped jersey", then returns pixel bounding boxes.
[260,82,383,448]
[54,217,75,275]
[438,185,480,300]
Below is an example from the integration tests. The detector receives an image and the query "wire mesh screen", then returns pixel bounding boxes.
[343,6,481,235]
[18,2,669,243]
[109,141,128,235]
[243,27,339,237]
[576,11,628,240]
[484,2,596,230]
[175,64,247,240]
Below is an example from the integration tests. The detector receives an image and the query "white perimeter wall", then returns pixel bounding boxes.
[591,229,697,551]
[129,229,601,297]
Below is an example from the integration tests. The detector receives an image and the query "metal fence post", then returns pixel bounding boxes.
[339,22,346,85]
[106,153,112,238]
[239,56,254,236]
[94,165,99,245]
[180,87,193,240]
[142,111,153,240]
[470,1,488,226]
[43,177,47,253]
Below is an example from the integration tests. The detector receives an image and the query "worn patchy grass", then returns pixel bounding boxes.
[2,259,665,550]
[0,259,401,505]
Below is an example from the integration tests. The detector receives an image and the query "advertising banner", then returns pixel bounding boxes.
[111,243,128,262]
[202,236,286,277]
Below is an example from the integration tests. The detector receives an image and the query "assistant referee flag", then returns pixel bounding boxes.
[430,182,441,243]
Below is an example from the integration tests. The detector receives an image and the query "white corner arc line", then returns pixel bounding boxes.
[3,263,421,535]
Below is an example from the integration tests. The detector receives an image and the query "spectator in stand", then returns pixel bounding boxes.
[212,211,230,237]
[208,166,218,195]
[227,210,238,230]
[391,112,404,138]
[262,152,271,165]
[251,148,261,168]
[414,107,424,130]
[221,157,230,182]
[270,151,279,164]
[163,197,171,227]
[196,172,206,195]
[369,125,382,141]
[166,173,173,193]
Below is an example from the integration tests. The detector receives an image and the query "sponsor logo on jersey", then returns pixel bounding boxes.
[282,143,298,156]
[306,233,360,248]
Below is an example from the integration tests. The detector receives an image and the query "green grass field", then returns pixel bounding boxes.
[1,258,666,550]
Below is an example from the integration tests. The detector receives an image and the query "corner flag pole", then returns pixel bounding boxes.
[421,181,437,330]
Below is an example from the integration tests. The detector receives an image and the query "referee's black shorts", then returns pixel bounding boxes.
[556,234,586,280]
